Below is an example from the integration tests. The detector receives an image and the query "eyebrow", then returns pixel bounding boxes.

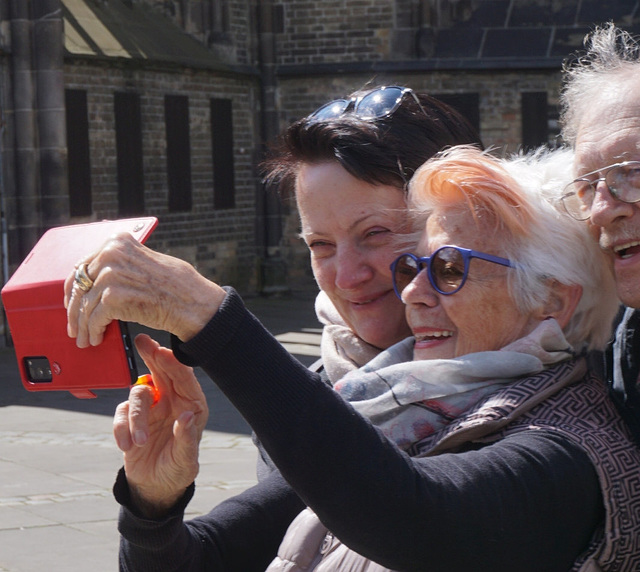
[300,212,396,239]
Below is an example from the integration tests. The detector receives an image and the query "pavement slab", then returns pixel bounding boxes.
[0,291,321,571]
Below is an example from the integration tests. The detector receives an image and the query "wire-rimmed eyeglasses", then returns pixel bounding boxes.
[390,246,514,299]
[308,86,426,122]
[560,160,640,221]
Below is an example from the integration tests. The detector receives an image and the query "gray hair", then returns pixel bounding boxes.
[561,23,640,146]
[406,145,619,351]
[502,147,619,351]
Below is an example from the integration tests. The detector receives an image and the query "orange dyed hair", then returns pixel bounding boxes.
[408,145,535,240]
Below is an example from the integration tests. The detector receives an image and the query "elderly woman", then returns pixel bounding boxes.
[112,146,640,571]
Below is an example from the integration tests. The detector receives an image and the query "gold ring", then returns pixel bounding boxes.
[74,263,94,293]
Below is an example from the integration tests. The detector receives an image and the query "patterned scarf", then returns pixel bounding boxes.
[333,318,575,450]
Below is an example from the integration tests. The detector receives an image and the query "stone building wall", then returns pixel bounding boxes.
[64,59,262,290]
[3,0,632,302]
[276,0,395,64]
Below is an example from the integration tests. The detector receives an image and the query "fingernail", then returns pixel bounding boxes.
[134,430,147,446]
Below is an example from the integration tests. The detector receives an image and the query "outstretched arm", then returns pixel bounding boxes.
[174,288,603,572]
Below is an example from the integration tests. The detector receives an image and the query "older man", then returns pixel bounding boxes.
[559,23,640,442]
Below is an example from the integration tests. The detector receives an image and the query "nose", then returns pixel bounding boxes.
[590,179,635,227]
[334,245,374,291]
[401,267,438,307]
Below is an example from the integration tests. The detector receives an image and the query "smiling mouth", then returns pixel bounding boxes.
[613,241,640,259]
[354,299,376,305]
[415,331,453,342]
[352,292,388,306]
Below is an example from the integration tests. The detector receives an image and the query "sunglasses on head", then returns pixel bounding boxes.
[308,86,426,122]
[390,246,514,299]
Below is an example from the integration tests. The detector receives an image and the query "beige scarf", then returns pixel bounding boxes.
[315,290,382,383]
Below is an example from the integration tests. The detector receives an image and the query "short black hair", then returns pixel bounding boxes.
[261,88,484,198]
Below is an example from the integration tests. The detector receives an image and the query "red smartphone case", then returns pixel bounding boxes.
[1,217,158,399]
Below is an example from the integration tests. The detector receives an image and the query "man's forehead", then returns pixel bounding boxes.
[574,95,640,172]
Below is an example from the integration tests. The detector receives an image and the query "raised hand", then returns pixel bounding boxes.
[64,233,225,348]
[113,334,209,517]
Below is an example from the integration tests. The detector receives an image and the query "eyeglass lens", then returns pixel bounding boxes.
[393,247,467,297]
[562,161,640,220]
[309,87,409,122]
[355,87,405,120]
[310,99,351,121]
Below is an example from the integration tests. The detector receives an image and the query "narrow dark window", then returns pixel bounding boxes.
[114,92,144,215]
[273,4,285,34]
[434,92,481,135]
[65,89,92,216]
[521,92,549,151]
[165,95,192,212]
[210,98,235,210]
[211,0,231,35]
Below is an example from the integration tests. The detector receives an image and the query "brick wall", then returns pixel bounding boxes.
[277,0,395,64]
[2,0,571,300]
[64,59,262,292]
[140,0,257,64]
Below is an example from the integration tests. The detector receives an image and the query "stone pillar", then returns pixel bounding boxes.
[33,0,68,229]
[257,0,288,294]
[9,0,40,259]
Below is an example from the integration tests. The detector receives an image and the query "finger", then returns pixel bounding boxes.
[134,335,168,392]
[66,285,83,338]
[73,288,106,348]
[172,411,200,472]
[134,334,207,431]
[152,345,203,402]
[68,248,117,346]
[128,384,156,446]
[63,268,76,309]
[65,253,96,310]
[66,257,92,337]
[74,283,117,348]
[132,335,181,416]
[86,291,117,347]
[134,335,182,398]
[134,333,159,356]
[135,334,197,394]
[113,400,133,452]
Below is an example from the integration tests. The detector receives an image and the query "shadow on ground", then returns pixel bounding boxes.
[0,291,321,436]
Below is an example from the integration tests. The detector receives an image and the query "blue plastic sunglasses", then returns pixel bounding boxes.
[390,246,514,299]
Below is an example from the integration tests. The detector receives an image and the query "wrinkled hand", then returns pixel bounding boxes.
[113,334,209,517]
[64,233,226,347]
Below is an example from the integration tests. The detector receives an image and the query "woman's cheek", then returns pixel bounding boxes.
[310,259,333,290]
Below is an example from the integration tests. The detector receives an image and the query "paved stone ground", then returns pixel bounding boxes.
[0,292,321,572]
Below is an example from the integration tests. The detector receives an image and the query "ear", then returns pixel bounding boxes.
[535,280,582,329]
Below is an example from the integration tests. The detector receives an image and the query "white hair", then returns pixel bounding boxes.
[502,146,619,350]
[405,145,619,351]
[561,22,640,146]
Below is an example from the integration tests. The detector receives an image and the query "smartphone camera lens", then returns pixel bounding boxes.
[24,357,53,383]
